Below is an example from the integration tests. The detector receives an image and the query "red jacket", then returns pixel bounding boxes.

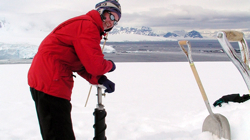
[28,10,113,100]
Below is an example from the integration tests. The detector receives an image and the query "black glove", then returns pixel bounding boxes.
[109,60,116,72]
[98,76,115,93]
[213,98,226,107]
[213,94,250,107]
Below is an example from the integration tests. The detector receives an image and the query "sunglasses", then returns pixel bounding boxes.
[108,12,118,26]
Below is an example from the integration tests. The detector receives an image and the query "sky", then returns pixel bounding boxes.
[1,0,250,34]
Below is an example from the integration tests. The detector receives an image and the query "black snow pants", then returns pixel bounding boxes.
[30,87,75,140]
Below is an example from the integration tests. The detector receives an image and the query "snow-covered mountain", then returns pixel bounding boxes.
[163,32,179,38]
[1,16,249,39]
[163,30,203,38]
[110,26,159,37]
[110,26,250,39]
[2,13,250,40]
[184,30,203,38]
[110,26,204,38]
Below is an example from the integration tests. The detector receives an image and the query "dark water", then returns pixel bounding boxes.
[104,40,250,62]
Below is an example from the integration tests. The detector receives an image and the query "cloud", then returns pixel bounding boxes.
[1,0,250,33]
[0,0,97,13]
[119,5,250,32]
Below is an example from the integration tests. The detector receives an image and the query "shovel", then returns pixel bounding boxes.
[217,31,250,91]
[178,40,231,140]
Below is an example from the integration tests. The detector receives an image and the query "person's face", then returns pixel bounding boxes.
[102,11,119,30]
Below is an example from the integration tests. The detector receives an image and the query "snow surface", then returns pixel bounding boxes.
[0,62,250,140]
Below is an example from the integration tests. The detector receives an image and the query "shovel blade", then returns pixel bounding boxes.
[202,113,231,140]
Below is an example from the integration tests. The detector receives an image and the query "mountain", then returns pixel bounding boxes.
[110,26,204,39]
[109,26,159,37]
[163,32,179,38]
[163,30,203,38]
[184,30,203,38]
[1,18,248,40]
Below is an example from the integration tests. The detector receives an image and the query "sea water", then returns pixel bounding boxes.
[104,40,250,62]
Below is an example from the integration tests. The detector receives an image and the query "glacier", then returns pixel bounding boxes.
[0,42,116,60]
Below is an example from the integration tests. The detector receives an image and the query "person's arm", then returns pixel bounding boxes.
[73,20,113,76]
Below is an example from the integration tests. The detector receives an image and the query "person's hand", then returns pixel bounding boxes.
[109,60,116,72]
[98,76,115,93]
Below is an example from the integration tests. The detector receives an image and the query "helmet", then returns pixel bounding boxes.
[95,0,121,20]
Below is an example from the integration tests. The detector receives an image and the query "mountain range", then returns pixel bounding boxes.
[1,18,249,39]
[110,26,204,39]
[110,26,250,39]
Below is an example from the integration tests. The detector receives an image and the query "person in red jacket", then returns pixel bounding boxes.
[28,0,121,139]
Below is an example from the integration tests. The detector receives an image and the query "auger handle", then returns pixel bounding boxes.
[85,33,109,107]
[222,31,244,42]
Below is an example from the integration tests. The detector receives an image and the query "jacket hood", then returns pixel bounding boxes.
[86,10,104,34]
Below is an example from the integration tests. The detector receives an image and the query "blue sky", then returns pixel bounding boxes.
[1,0,250,33]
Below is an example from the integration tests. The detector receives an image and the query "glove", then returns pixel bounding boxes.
[213,94,250,107]
[98,76,115,93]
[109,60,116,72]
[213,98,226,107]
